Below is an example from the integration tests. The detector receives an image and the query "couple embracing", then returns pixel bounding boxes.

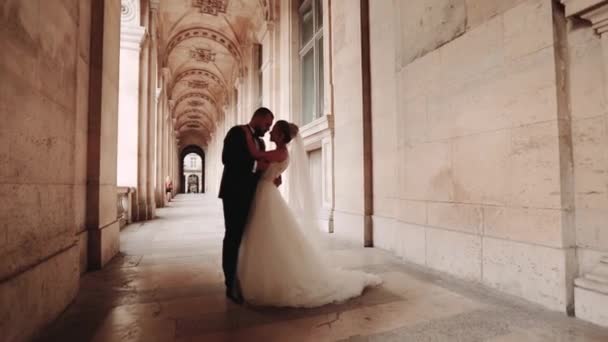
[218,107,381,308]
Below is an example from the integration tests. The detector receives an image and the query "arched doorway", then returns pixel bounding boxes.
[180,145,205,193]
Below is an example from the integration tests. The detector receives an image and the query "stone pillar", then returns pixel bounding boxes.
[136,12,150,221]
[155,87,164,207]
[561,0,608,327]
[146,0,159,218]
[117,8,145,189]
[86,0,122,269]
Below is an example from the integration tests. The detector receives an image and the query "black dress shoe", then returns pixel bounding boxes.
[226,291,243,304]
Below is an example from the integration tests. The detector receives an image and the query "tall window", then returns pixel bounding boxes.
[299,0,324,125]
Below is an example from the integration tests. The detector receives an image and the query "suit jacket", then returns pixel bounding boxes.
[218,125,265,200]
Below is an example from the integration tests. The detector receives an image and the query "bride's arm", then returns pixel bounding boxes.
[242,127,287,163]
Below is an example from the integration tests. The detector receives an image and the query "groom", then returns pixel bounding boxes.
[218,107,278,303]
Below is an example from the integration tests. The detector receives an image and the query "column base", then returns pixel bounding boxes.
[575,256,608,327]
[333,210,365,246]
[136,201,148,221]
[87,220,120,270]
[147,203,156,219]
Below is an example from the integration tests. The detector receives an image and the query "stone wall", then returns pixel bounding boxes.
[369,0,578,312]
[0,1,84,341]
[331,0,367,242]
[567,16,608,275]
[0,0,121,340]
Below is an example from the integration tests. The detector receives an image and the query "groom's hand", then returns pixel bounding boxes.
[274,176,282,187]
[257,160,269,171]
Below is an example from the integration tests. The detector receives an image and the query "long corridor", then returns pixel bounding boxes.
[39,195,608,342]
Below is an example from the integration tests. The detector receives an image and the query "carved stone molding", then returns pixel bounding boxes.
[165,27,241,65]
[188,80,209,89]
[561,0,608,34]
[121,0,138,24]
[173,92,218,112]
[190,47,216,62]
[188,100,204,107]
[192,0,229,16]
[120,26,147,51]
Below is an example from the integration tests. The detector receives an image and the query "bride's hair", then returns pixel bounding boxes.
[275,120,299,144]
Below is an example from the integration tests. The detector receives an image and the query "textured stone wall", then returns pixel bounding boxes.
[369,0,578,312]
[0,1,85,341]
[330,0,367,242]
[0,0,122,340]
[567,18,608,274]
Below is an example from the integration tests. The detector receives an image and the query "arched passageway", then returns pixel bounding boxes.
[179,145,205,194]
[5,0,608,340]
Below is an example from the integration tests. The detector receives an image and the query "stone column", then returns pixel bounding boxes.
[146,0,159,218]
[155,87,164,207]
[86,0,122,269]
[561,0,608,327]
[117,8,145,188]
[136,4,150,221]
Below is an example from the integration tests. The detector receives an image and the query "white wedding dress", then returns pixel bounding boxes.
[237,157,382,308]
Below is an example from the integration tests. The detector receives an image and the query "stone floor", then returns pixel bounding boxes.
[39,194,608,342]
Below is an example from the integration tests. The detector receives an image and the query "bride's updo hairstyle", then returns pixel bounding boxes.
[275,120,299,144]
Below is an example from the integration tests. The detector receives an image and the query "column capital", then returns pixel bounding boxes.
[561,0,608,34]
[120,25,147,51]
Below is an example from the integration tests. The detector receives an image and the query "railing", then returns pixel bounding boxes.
[117,187,136,229]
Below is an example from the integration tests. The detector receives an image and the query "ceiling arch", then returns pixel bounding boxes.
[158,0,272,149]
[172,67,227,91]
[164,27,242,66]
[173,92,218,112]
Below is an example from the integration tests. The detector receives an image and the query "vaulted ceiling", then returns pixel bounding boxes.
[156,0,271,149]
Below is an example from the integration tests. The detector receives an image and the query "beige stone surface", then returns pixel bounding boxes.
[373,217,427,266]
[451,130,510,205]
[465,0,527,29]
[395,0,466,68]
[399,141,453,202]
[503,0,554,60]
[0,246,79,342]
[426,227,483,281]
[367,0,593,315]
[333,210,365,245]
[37,195,608,341]
[575,287,608,327]
[483,207,564,248]
[427,202,483,235]
[482,237,572,311]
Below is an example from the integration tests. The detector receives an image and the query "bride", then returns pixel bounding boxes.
[237,120,381,308]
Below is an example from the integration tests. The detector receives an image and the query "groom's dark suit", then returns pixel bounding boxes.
[218,125,265,295]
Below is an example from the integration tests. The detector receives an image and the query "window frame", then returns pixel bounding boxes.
[298,0,324,125]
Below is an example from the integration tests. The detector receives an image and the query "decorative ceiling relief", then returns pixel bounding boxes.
[192,0,229,16]
[190,48,216,63]
[188,100,204,106]
[188,80,209,89]
[175,93,217,108]
[162,0,267,148]
[165,28,241,65]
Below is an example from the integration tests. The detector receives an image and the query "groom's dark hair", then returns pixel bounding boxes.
[251,107,274,119]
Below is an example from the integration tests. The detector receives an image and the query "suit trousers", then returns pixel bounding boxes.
[221,195,254,293]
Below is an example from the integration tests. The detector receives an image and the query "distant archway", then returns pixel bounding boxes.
[179,145,205,193]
